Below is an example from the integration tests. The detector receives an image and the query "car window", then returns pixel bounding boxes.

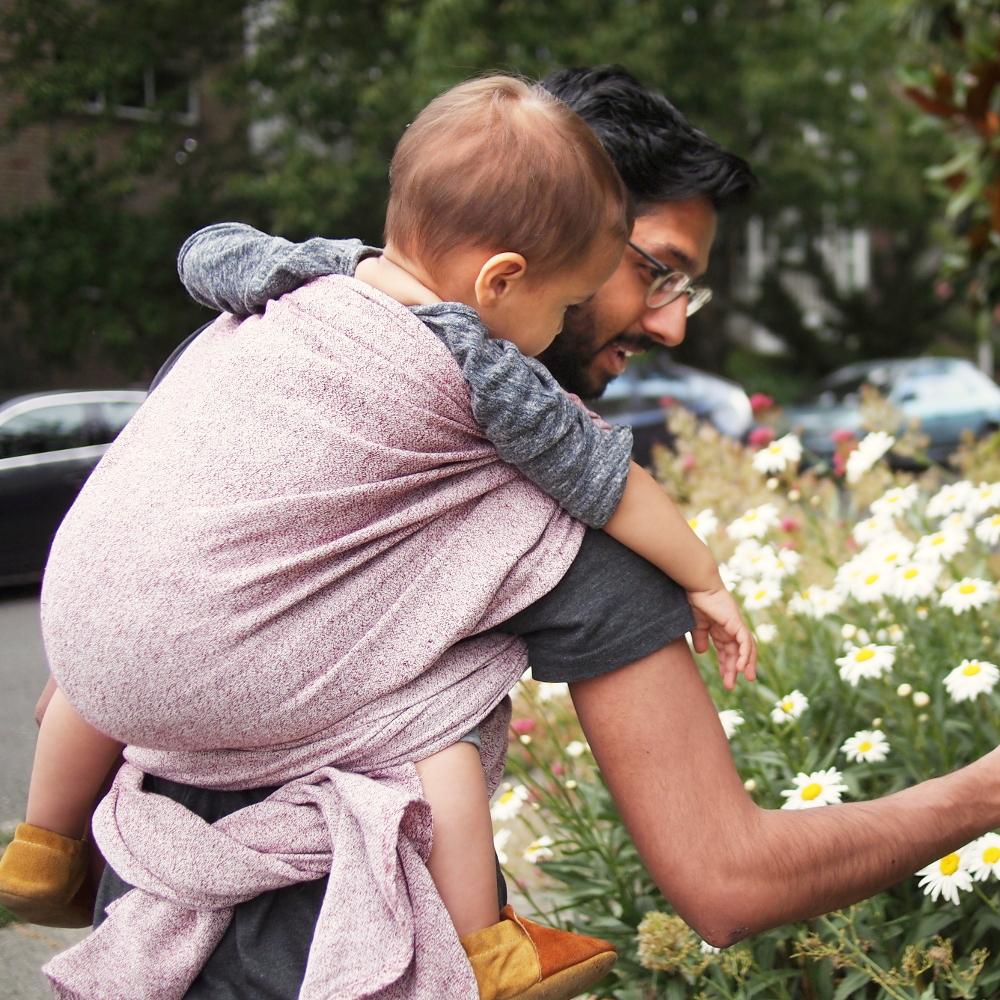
[0,402,99,459]
[893,369,989,408]
[97,399,144,438]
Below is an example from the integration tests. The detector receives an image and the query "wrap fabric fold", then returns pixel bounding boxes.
[39,276,585,996]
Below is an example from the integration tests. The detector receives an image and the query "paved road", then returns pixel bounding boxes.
[0,587,48,827]
[0,587,87,998]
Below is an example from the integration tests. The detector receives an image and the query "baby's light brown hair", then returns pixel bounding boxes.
[384,75,633,280]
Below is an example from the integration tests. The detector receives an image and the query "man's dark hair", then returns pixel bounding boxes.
[542,65,757,212]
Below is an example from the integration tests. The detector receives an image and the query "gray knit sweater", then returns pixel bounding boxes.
[177,223,632,527]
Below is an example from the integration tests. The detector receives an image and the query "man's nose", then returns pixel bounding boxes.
[639,296,688,347]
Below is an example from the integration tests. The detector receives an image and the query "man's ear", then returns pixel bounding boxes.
[473,252,528,309]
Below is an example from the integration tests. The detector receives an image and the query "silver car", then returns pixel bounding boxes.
[783,357,1000,465]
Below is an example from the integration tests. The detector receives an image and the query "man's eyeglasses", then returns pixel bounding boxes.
[628,240,712,316]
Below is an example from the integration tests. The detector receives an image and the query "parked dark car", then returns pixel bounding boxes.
[592,353,754,463]
[0,390,147,585]
[781,357,1000,465]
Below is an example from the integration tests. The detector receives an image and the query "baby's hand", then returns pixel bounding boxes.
[354,255,440,306]
[686,586,757,690]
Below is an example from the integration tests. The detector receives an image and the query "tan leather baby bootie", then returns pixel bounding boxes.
[0,823,92,927]
[460,904,616,1000]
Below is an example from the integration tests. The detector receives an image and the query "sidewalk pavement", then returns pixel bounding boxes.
[0,922,86,1000]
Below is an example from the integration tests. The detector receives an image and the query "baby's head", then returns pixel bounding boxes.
[384,75,633,356]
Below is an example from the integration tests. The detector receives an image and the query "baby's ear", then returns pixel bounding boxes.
[474,252,528,306]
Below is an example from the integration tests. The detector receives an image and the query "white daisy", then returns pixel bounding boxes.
[687,508,719,543]
[494,828,512,866]
[862,531,915,568]
[718,561,741,592]
[840,729,890,763]
[780,768,849,810]
[915,850,974,904]
[773,546,802,576]
[846,431,895,484]
[752,434,803,475]
[533,681,570,702]
[523,835,555,864]
[968,481,1000,518]
[718,709,744,740]
[727,503,780,541]
[886,560,940,602]
[836,644,895,687]
[914,526,968,563]
[771,689,809,724]
[943,659,1000,702]
[940,509,976,531]
[869,484,919,519]
[729,540,779,579]
[940,578,997,614]
[700,940,722,955]
[926,480,975,520]
[491,784,529,821]
[756,622,778,643]
[788,586,843,619]
[739,578,782,610]
[967,833,1000,881]
[975,513,1000,547]
[853,514,896,546]
[565,740,589,758]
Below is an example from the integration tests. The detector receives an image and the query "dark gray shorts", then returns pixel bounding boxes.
[94,528,692,997]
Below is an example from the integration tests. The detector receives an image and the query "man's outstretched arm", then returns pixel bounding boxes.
[570,639,1000,947]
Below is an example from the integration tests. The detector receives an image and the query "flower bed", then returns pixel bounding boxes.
[497,404,1000,999]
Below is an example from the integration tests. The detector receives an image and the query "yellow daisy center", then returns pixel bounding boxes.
[801,783,823,801]
[864,573,879,585]
[688,518,698,529]
[498,791,515,805]
[992,515,1000,526]
[883,553,899,563]
[744,512,758,521]
[754,589,767,600]
[959,583,977,595]
[903,568,919,579]
[781,699,794,712]
[768,443,782,453]
[931,535,944,546]
[855,648,876,662]
[857,741,873,753]
[962,663,982,676]
[939,853,960,876]
[983,847,1000,865]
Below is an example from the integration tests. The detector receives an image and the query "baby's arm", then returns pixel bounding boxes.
[178,222,378,315]
[27,686,123,839]
[176,226,755,683]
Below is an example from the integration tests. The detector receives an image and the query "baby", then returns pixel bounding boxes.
[1,76,754,999]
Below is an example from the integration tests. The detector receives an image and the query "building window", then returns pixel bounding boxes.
[84,67,200,126]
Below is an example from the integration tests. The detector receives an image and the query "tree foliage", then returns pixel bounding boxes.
[897,0,1000,365]
[0,0,983,386]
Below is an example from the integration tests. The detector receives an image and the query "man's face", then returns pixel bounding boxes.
[538,195,718,399]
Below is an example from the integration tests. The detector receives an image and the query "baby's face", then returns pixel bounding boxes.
[490,237,623,358]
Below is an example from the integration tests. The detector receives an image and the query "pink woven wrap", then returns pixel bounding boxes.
[39,276,585,998]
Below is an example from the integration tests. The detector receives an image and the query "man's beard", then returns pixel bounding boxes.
[537,304,659,400]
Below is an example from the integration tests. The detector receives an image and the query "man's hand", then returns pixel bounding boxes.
[355,255,441,306]
[686,586,757,690]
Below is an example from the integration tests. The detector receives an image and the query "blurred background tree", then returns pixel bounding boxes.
[0,0,994,392]
[896,0,1000,375]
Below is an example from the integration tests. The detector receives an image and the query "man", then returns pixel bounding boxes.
[36,65,1000,977]
[537,65,753,400]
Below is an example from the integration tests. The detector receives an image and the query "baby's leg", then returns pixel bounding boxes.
[0,686,123,925]
[27,686,124,838]
[414,740,499,937]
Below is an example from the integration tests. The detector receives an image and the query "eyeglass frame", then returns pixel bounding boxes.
[627,240,713,316]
